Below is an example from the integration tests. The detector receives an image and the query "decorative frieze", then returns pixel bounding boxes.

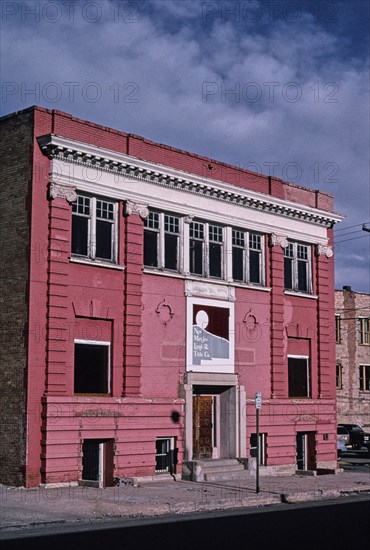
[125,200,149,219]
[185,280,235,302]
[38,135,343,229]
[49,182,77,203]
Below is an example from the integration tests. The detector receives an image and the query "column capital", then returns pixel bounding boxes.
[125,200,149,219]
[316,244,334,258]
[269,233,289,249]
[49,181,77,203]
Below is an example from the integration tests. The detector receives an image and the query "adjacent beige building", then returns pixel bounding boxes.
[336,287,370,429]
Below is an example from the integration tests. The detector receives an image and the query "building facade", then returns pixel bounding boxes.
[336,287,370,428]
[0,107,342,487]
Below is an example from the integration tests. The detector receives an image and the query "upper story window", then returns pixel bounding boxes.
[284,242,311,293]
[232,229,264,285]
[189,221,224,278]
[335,315,341,343]
[144,211,180,271]
[358,318,370,345]
[143,210,268,286]
[72,194,118,263]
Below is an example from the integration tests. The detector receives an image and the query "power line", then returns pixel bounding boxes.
[335,235,370,244]
[333,230,364,238]
[336,222,370,232]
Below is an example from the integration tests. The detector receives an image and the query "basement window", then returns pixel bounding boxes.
[74,341,111,395]
[155,437,176,473]
[250,433,267,465]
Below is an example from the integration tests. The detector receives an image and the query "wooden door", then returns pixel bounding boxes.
[82,440,100,481]
[193,396,213,459]
[307,433,316,470]
[296,433,305,470]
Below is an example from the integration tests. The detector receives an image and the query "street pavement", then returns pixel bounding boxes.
[1,467,370,533]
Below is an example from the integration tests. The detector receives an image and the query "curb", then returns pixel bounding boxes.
[1,486,369,533]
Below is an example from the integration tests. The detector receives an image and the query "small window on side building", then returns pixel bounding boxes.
[358,318,370,345]
[359,365,370,391]
[336,363,343,389]
[335,315,341,343]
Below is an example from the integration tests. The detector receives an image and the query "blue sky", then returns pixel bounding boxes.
[1,0,369,292]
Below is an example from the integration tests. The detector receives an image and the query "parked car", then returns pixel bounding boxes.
[337,425,350,447]
[337,424,370,452]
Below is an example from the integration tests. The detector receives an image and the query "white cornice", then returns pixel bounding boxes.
[38,134,343,229]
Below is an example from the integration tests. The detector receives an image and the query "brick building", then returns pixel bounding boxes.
[335,287,370,428]
[0,106,342,487]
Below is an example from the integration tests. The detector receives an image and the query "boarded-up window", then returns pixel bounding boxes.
[74,343,110,394]
[288,357,310,397]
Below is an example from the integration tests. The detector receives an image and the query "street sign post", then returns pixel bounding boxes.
[255,392,262,494]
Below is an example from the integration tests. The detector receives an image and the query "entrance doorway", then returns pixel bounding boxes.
[192,386,238,460]
[184,372,246,463]
[296,432,316,471]
[81,439,114,487]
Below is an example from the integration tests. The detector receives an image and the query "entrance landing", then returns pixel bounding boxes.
[183,458,251,482]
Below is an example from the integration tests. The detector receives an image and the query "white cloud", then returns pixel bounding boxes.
[1,0,369,291]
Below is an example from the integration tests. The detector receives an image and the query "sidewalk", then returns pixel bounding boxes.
[1,470,370,532]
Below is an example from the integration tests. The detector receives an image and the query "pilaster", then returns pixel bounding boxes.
[316,241,335,398]
[45,182,76,395]
[123,201,148,396]
[269,235,287,398]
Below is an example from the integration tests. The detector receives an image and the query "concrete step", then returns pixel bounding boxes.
[196,459,241,469]
[200,464,245,474]
[204,470,252,482]
[183,459,249,482]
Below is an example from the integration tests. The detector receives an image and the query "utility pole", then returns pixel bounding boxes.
[255,392,262,494]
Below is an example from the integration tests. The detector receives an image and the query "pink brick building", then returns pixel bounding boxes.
[0,106,342,487]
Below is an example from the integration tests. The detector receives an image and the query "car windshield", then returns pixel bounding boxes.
[348,425,364,433]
